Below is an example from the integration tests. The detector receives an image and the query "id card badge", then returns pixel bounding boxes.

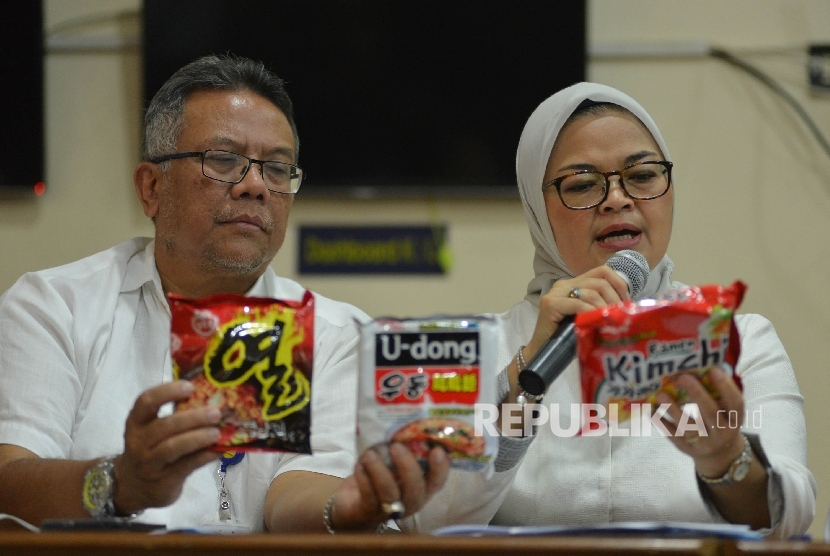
[200,451,250,534]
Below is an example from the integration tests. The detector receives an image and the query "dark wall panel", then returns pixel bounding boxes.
[0,0,44,196]
[143,1,585,198]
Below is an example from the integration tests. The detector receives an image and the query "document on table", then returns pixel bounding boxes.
[432,521,764,540]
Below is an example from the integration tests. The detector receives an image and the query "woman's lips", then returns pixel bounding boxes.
[596,225,642,249]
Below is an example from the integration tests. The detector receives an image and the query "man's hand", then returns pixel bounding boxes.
[0,380,221,525]
[330,443,449,530]
[265,443,450,533]
[112,380,222,514]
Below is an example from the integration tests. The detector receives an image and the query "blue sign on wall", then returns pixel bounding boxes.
[298,225,449,275]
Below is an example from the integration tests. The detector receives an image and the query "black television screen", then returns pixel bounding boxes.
[143,0,585,198]
[0,0,45,198]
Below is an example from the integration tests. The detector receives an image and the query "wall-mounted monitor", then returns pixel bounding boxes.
[143,0,585,198]
[0,0,45,198]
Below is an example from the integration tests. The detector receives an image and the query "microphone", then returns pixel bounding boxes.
[517,250,650,397]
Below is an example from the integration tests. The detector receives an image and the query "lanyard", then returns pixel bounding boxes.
[217,451,245,521]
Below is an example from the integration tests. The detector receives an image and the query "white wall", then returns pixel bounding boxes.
[1,0,829,538]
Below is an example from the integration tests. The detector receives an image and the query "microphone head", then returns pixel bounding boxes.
[606,250,650,298]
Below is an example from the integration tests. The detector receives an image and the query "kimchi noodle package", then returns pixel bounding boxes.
[169,291,315,453]
[576,281,747,427]
[357,317,498,472]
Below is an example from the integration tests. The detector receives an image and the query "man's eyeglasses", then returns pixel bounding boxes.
[542,160,672,210]
[150,149,304,194]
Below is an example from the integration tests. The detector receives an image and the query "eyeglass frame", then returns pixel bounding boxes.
[149,149,304,194]
[541,160,673,210]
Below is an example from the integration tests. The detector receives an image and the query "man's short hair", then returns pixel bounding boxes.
[143,54,299,163]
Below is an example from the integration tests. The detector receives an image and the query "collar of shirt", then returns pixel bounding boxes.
[120,239,275,314]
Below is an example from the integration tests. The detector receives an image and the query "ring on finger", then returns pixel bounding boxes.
[381,500,405,519]
[568,288,581,300]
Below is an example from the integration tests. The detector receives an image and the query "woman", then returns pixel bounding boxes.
[400,83,815,538]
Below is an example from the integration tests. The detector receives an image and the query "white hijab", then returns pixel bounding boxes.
[517,82,680,306]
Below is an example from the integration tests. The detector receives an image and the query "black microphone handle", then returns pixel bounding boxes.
[517,315,576,397]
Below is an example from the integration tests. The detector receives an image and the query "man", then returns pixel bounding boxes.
[0,54,447,532]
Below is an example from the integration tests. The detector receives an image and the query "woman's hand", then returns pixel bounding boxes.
[526,265,632,360]
[655,366,771,529]
[328,443,450,531]
[655,366,747,478]
[501,264,633,417]
[502,264,633,411]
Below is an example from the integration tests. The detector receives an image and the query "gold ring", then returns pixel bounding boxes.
[568,288,580,300]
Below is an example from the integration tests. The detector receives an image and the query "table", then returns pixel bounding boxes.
[0,531,720,556]
[2,531,829,556]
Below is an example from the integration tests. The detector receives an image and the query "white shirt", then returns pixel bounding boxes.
[403,299,816,539]
[0,238,369,531]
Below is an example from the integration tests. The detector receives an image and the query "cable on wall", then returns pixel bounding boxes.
[709,47,830,159]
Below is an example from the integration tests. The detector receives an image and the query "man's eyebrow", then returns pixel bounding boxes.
[209,137,238,149]
[263,146,295,160]
[207,138,296,161]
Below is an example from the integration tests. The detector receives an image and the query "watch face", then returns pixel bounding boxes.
[732,460,751,482]
[83,465,114,516]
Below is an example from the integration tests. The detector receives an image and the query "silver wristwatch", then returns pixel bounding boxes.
[82,457,118,517]
[697,435,753,486]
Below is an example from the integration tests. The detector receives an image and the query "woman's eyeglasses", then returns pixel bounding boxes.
[542,160,672,210]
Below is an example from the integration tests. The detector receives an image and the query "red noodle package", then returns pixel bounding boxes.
[169,291,315,453]
[357,317,498,472]
[576,281,746,428]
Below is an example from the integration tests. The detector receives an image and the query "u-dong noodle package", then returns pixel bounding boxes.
[169,291,315,453]
[357,317,498,472]
[576,281,746,428]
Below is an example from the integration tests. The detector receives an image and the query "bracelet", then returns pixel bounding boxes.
[323,493,337,534]
[515,345,528,371]
[516,389,545,406]
[515,345,544,405]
